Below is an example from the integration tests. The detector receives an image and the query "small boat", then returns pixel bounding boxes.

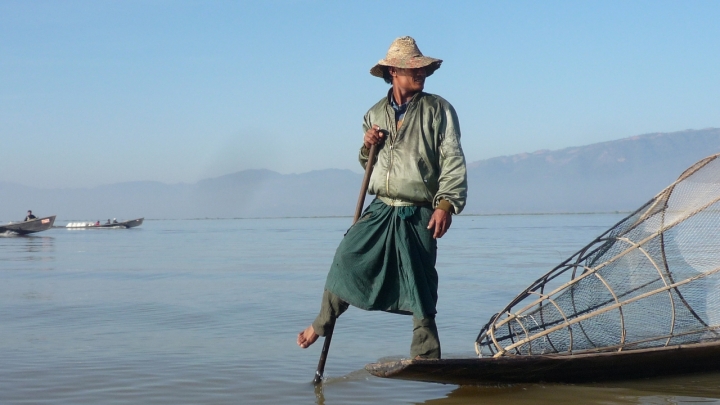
[65,218,144,229]
[366,340,720,385]
[0,215,56,235]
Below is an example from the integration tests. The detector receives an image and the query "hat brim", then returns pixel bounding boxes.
[370,57,442,78]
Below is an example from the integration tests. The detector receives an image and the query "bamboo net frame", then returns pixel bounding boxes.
[476,153,720,358]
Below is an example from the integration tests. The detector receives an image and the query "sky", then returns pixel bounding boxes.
[1,0,719,189]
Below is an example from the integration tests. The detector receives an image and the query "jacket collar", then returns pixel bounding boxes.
[385,88,424,107]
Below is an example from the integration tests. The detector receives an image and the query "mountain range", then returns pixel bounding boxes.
[2,128,719,222]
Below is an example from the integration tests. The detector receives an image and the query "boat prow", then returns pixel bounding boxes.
[0,215,56,235]
[365,341,720,385]
[121,218,143,228]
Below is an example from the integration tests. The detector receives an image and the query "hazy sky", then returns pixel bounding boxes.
[2,1,719,188]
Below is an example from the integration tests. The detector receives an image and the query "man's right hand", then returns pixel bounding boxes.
[364,124,385,149]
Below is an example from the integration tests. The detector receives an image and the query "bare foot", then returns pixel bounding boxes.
[297,325,319,348]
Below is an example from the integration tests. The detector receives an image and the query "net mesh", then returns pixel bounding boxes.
[476,154,720,357]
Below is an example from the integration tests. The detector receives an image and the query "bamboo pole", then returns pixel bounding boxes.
[313,143,378,385]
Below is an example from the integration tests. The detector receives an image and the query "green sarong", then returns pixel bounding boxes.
[324,198,438,319]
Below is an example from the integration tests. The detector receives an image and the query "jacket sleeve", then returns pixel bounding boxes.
[434,103,468,214]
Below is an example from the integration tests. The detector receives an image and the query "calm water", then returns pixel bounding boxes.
[2,214,720,405]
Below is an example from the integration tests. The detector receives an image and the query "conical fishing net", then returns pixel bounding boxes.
[476,153,720,357]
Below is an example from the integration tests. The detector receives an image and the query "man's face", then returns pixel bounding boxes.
[390,67,426,93]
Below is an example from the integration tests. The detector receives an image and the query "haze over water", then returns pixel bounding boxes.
[3,215,720,404]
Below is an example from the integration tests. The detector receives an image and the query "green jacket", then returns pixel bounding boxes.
[359,90,468,214]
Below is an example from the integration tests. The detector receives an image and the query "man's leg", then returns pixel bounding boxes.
[411,316,441,359]
[297,290,349,348]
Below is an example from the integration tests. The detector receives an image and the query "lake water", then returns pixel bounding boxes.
[3,214,720,405]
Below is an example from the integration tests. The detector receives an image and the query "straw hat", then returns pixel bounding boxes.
[370,36,442,78]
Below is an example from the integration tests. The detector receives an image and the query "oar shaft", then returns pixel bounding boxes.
[313,143,378,385]
[312,324,333,385]
[354,144,378,223]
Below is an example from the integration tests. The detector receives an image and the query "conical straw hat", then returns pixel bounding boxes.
[370,36,442,78]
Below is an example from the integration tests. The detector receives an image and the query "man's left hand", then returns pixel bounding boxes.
[427,209,452,239]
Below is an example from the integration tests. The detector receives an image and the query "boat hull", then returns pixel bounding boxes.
[66,218,144,229]
[365,341,720,385]
[118,218,143,228]
[0,215,56,235]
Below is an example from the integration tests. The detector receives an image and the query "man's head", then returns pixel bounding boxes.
[27,210,32,214]
[371,36,442,84]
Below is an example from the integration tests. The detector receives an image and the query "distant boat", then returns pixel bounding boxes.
[0,215,56,235]
[66,218,144,229]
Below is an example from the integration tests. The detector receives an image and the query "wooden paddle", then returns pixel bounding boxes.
[313,142,379,385]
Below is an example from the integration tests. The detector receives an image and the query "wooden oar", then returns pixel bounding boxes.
[313,142,379,385]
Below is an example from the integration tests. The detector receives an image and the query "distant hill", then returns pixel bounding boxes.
[466,128,720,214]
[0,169,365,222]
[1,128,719,222]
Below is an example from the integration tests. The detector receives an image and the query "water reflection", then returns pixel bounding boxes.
[314,383,325,405]
[421,384,637,405]
[0,235,55,263]
[22,235,55,252]
[418,372,720,405]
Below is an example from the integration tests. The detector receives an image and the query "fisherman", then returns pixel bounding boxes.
[24,210,37,221]
[297,36,467,359]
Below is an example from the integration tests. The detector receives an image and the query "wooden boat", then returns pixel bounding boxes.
[65,218,144,229]
[365,340,720,385]
[0,215,56,235]
[368,155,720,386]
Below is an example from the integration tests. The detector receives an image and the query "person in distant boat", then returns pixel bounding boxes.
[112,218,118,224]
[24,210,37,221]
[106,219,111,225]
[297,37,467,359]
[95,221,100,226]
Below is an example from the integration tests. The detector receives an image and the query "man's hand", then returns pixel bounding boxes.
[364,124,385,148]
[427,209,452,239]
